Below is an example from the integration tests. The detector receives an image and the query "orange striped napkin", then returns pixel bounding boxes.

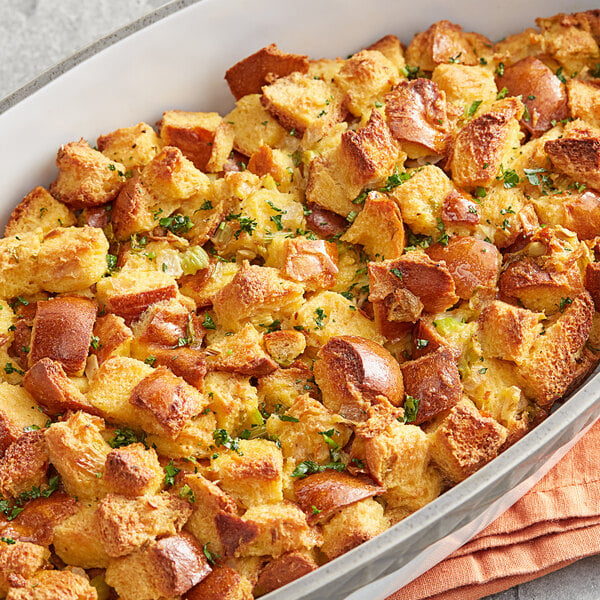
[388,419,600,600]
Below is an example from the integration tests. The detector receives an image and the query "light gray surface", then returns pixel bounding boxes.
[1,1,600,599]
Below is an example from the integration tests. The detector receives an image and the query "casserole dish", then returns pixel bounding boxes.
[1,1,600,599]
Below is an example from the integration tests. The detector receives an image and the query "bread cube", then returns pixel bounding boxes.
[0,383,46,455]
[247,145,298,193]
[5,569,97,600]
[341,191,404,260]
[45,412,111,500]
[263,330,306,366]
[213,262,304,332]
[257,364,317,414]
[103,443,162,497]
[187,564,254,600]
[0,541,49,596]
[366,34,405,70]
[266,394,351,463]
[97,121,162,168]
[428,398,508,482]
[568,79,600,129]
[320,498,388,560]
[53,501,110,568]
[110,175,158,240]
[50,139,126,208]
[0,431,48,499]
[306,110,398,217]
[334,50,399,118]
[225,43,309,100]
[5,186,76,237]
[211,439,283,508]
[432,64,497,112]
[449,97,524,189]
[254,551,318,595]
[92,314,133,364]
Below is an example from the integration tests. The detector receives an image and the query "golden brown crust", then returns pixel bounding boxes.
[185,564,253,600]
[0,541,49,595]
[5,569,97,600]
[97,121,162,168]
[225,43,309,100]
[216,512,261,557]
[92,313,133,365]
[28,297,96,375]
[314,335,404,422]
[0,432,48,500]
[400,347,462,424]
[254,551,319,595]
[440,189,480,227]
[281,238,339,289]
[103,443,162,497]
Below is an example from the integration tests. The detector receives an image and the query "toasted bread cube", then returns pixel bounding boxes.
[320,498,388,560]
[449,97,524,189]
[289,291,382,347]
[5,187,76,237]
[5,569,97,600]
[105,533,211,600]
[257,364,317,414]
[366,34,405,69]
[186,564,253,600]
[225,95,288,157]
[97,121,162,168]
[146,412,216,459]
[385,79,452,158]
[586,260,600,308]
[247,145,298,193]
[432,64,497,112]
[0,541,49,596]
[406,20,486,71]
[110,175,158,239]
[103,443,162,497]
[0,431,48,499]
[96,492,192,557]
[387,165,453,236]
[568,79,600,129]
[496,57,567,136]
[516,293,594,406]
[29,297,96,375]
[206,324,277,377]
[494,28,544,65]
[428,398,508,482]
[0,383,46,455]
[211,439,283,508]
[478,301,543,362]
[426,237,501,300]
[440,187,481,227]
[213,262,304,332]
[53,501,111,568]
[266,395,351,464]
[45,412,110,500]
[307,57,345,81]
[50,139,126,208]
[23,358,95,416]
[306,110,398,217]
[400,347,462,424]
[0,230,43,298]
[545,119,600,190]
[225,43,309,100]
[92,314,133,364]
[95,269,178,324]
[235,502,319,558]
[254,551,318,596]
[341,191,404,260]
[263,330,306,366]
[159,111,234,173]
[334,50,399,118]
[262,72,345,135]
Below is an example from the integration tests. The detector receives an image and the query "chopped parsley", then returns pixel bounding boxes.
[390,267,403,280]
[313,307,327,329]
[179,484,196,503]
[497,165,520,189]
[291,460,345,478]
[415,339,429,350]
[403,395,420,423]
[212,429,242,454]
[4,364,24,376]
[496,87,509,100]
[523,167,546,186]
[225,213,257,239]
[164,460,180,487]
[159,215,193,235]
[467,100,482,117]
[559,297,573,312]
[278,414,300,423]
[90,335,101,351]
[203,542,220,566]
[495,62,505,77]
[106,253,118,273]
[379,167,414,193]
[555,66,567,84]
[202,312,216,330]
[109,428,146,449]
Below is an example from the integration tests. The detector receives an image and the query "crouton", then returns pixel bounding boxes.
[431,64,497,113]
[5,187,76,237]
[266,394,351,463]
[545,119,600,190]
[247,145,297,193]
[225,43,309,100]
[92,314,133,364]
[213,262,304,332]
[305,110,398,217]
[449,97,524,189]
[341,191,405,260]
[105,533,211,600]
[5,569,97,600]
[44,412,110,500]
[257,364,318,414]
[428,398,508,482]
[254,551,318,596]
[206,324,277,377]
[496,57,568,135]
[493,29,544,66]
[314,336,404,421]
[0,431,48,499]
[426,237,500,299]
[441,188,480,227]
[366,34,405,70]
[320,498,388,560]
[28,297,96,375]
[0,541,49,596]
[400,347,462,424]
[96,492,192,557]
[50,140,126,208]
[53,501,110,568]
[385,78,452,157]
[110,175,158,239]
[0,383,46,455]
[186,565,253,600]
[515,293,594,406]
[103,443,162,497]
[263,330,306,366]
[211,439,284,508]
[568,79,600,128]
[97,122,162,168]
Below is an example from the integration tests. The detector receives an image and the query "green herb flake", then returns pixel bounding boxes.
[202,312,216,330]
[203,542,220,566]
[496,87,509,100]
[555,66,567,84]
[144,356,157,367]
[313,307,327,329]
[164,460,180,487]
[559,297,573,312]
[403,395,420,423]
[179,484,196,503]
[109,428,146,449]
[467,100,482,117]
[159,215,193,235]
[495,62,505,77]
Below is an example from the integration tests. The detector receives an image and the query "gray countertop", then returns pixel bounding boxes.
[1,1,599,599]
